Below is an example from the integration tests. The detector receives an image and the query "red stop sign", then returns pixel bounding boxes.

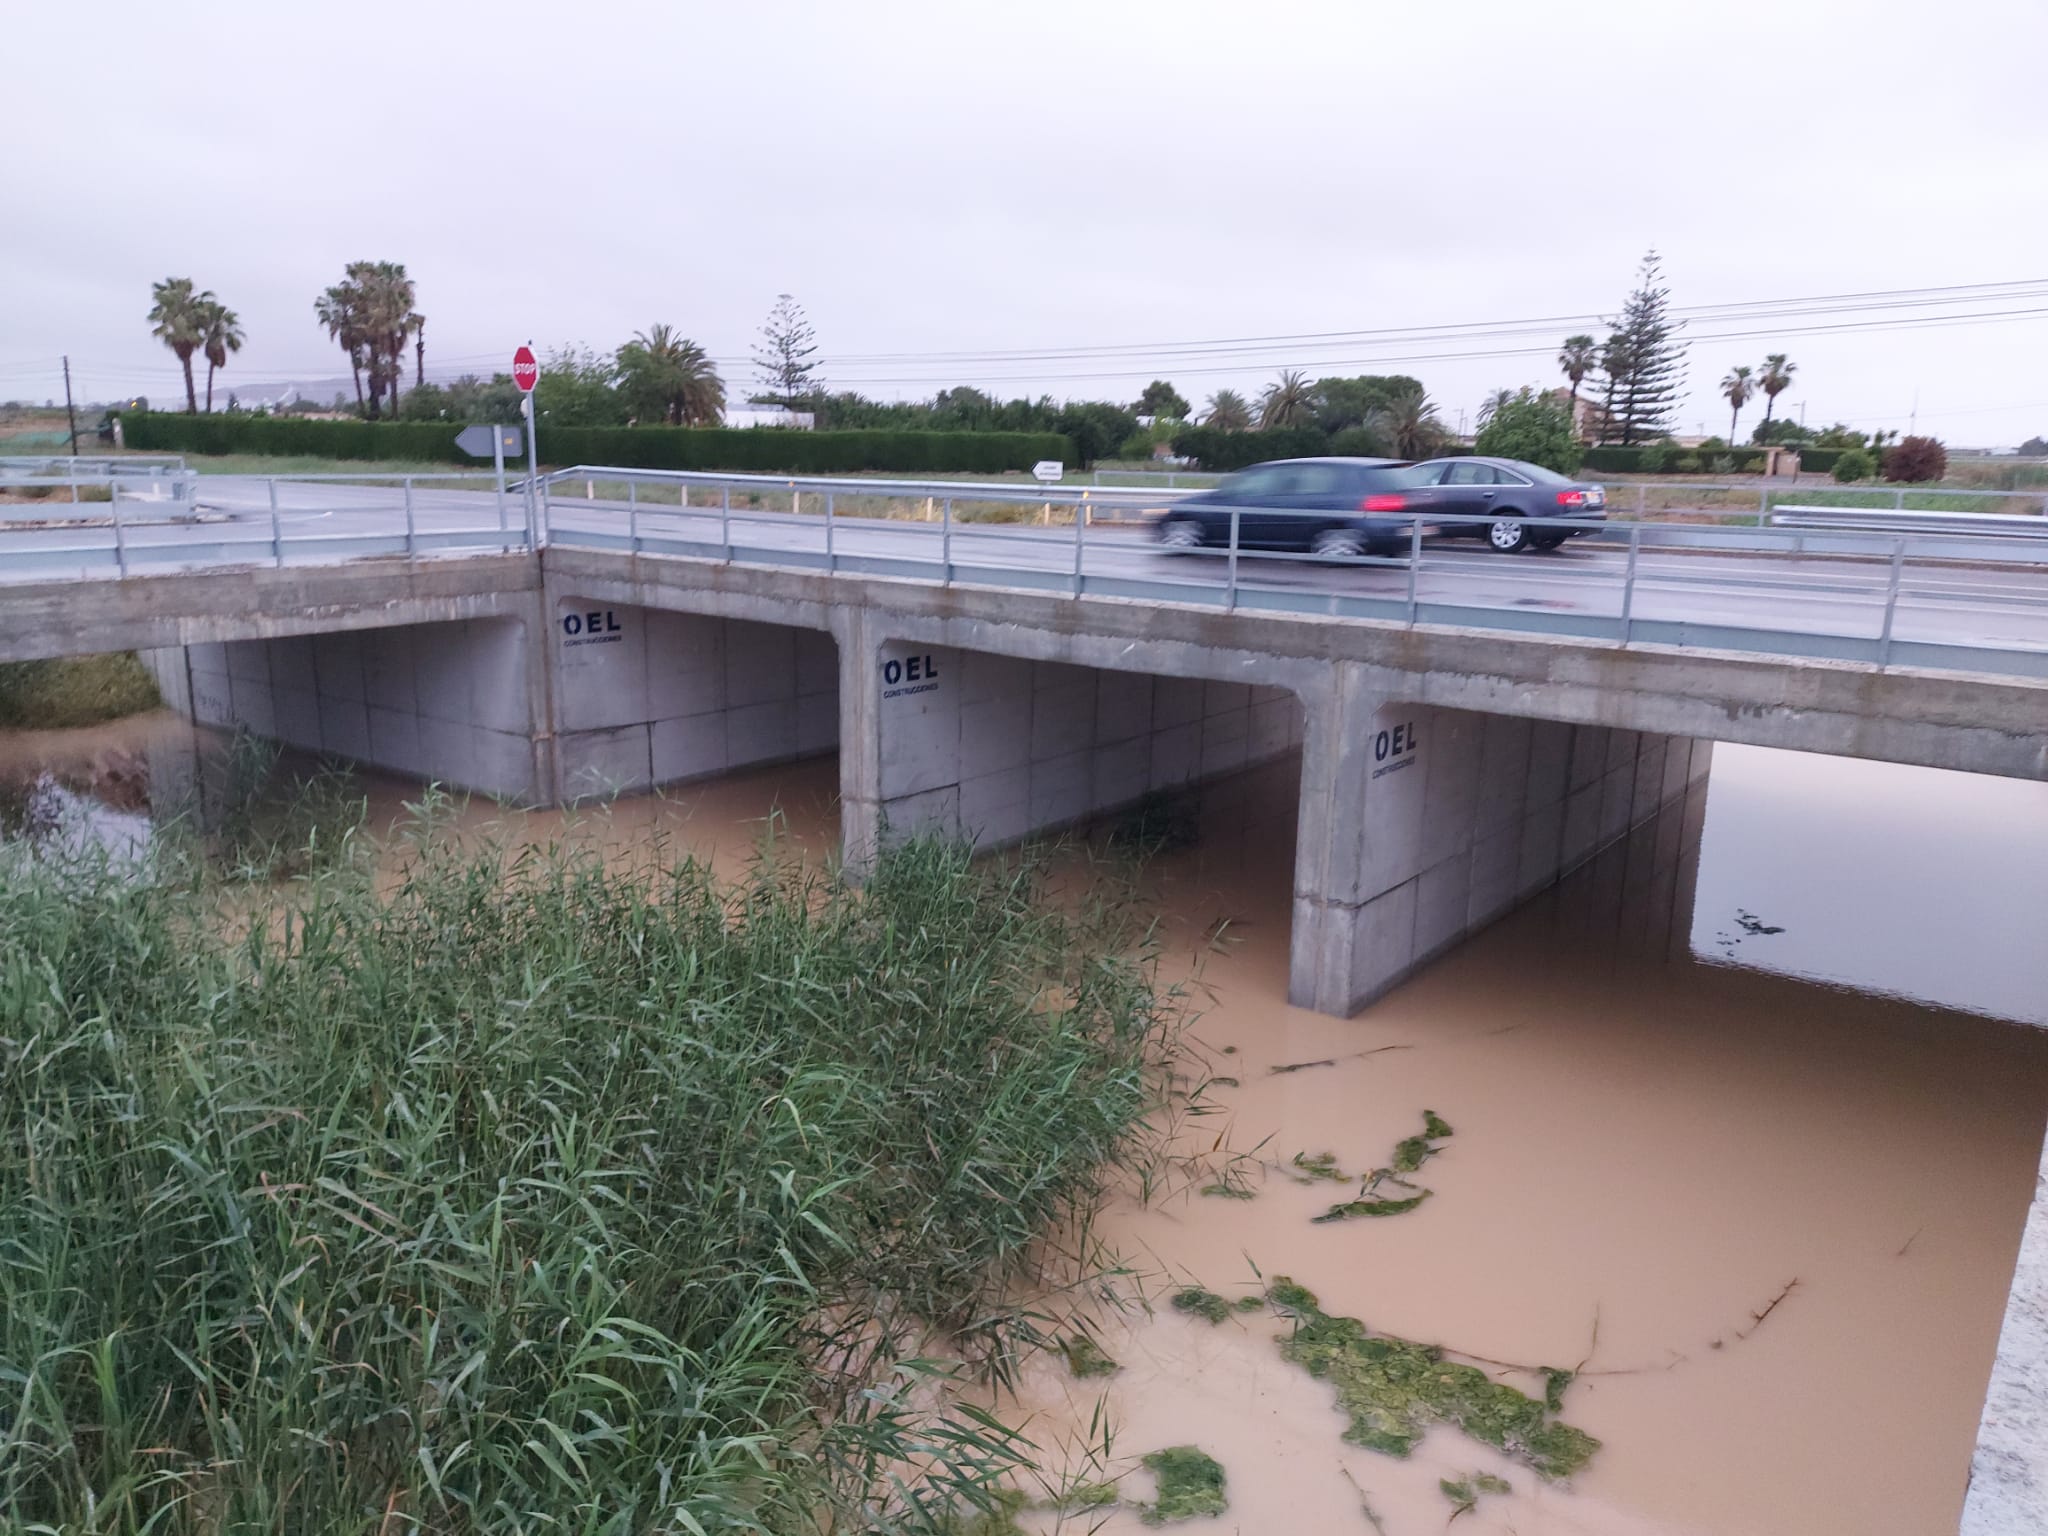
[511,345,538,393]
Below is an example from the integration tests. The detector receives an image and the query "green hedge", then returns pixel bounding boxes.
[1171,426,1330,471]
[1579,444,1818,476]
[120,413,1074,475]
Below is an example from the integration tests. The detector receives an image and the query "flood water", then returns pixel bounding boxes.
[5,714,2046,1535]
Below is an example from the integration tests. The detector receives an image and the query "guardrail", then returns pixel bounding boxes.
[0,454,189,478]
[4,467,2044,682]
[535,467,2048,680]
[0,470,534,572]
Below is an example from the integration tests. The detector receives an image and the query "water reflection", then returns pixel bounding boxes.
[1690,744,2048,1026]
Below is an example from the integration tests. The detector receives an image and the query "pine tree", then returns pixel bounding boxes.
[1598,252,1686,446]
[751,294,824,407]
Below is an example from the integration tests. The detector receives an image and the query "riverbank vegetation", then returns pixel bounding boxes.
[0,811,1172,1532]
[0,652,159,729]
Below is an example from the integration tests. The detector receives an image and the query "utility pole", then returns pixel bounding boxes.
[62,356,79,457]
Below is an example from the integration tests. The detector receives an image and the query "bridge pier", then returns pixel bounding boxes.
[837,621,1304,871]
[1289,660,1712,1015]
[138,608,552,804]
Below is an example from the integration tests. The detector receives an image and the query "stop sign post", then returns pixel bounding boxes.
[513,343,541,547]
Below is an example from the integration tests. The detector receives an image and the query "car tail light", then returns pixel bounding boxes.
[1555,489,1587,507]
[1360,493,1407,511]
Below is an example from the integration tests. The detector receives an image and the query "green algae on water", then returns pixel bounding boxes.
[1440,1472,1512,1516]
[1292,1150,1350,1182]
[1171,1286,1236,1325]
[1140,1445,1228,1524]
[1314,1110,1456,1222]
[1048,1480,1119,1511]
[1312,1191,1430,1221]
[1268,1278,1600,1481]
[947,1486,1030,1536]
[1062,1333,1120,1378]
[1542,1366,1574,1412]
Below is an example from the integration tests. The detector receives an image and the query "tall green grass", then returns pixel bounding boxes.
[0,813,1167,1533]
[0,655,160,730]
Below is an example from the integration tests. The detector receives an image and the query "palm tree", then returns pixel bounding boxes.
[315,279,368,412]
[359,261,421,419]
[1759,353,1796,430]
[197,301,244,413]
[1721,364,1756,444]
[149,278,211,414]
[1476,388,1515,429]
[618,323,726,425]
[1202,389,1252,432]
[1369,384,1443,459]
[318,262,421,419]
[1258,369,1313,430]
[1558,334,1598,415]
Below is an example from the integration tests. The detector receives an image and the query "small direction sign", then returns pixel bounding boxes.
[455,424,523,458]
[1032,459,1064,484]
[511,345,539,393]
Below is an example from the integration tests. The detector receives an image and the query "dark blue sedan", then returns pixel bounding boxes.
[1149,457,1420,558]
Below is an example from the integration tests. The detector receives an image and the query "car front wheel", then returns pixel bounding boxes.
[1487,517,1531,554]
[1311,527,1367,559]
[1159,518,1204,551]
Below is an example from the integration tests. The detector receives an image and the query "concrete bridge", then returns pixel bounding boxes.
[5,465,2048,1528]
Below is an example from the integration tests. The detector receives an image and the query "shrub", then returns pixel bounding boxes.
[1796,447,1843,474]
[1328,424,1394,457]
[1638,443,1672,473]
[118,412,1075,474]
[1883,435,1948,483]
[1579,446,1644,473]
[1170,425,1328,471]
[1116,430,1156,462]
[1831,448,1876,483]
[1472,388,1582,475]
[0,653,161,729]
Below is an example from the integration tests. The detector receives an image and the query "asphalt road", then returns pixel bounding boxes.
[6,477,2047,671]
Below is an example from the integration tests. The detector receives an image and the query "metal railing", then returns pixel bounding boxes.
[0,454,189,478]
[0,470,536,576]
[533,466,2048,681]
[5,466,2046,682]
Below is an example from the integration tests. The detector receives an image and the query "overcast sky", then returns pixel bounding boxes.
[9,0,2047,443]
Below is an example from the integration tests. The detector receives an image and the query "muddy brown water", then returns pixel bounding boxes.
[6,714,2047,1535]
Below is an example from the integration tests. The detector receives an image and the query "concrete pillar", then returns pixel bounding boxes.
[1963,1139,2048,1535]
[834,605,883,877]
[1289,664,1712,1016]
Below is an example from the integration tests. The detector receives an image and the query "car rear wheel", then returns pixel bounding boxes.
[1311,527,1367,560]
[1531,532,1569,551]
[1159,518,1203,551]
[1487,517,1531,554]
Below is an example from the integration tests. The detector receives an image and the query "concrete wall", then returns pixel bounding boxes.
[551,595,838,803]
[1291,661,1713,1016]
[867,639,1304,847]
[161,618,544,802]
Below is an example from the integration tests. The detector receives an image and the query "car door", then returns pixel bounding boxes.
[1438,461,1501,524]
[1278,462,1352,546]
[1203,464,1288,547]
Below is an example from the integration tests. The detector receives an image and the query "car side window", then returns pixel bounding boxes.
[1493,466,1532,486]
[1293,465,1347,497]
[1221,467,1284,501]
[1445,462,1494,486]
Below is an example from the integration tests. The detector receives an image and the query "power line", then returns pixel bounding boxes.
[765,305,2048,388]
